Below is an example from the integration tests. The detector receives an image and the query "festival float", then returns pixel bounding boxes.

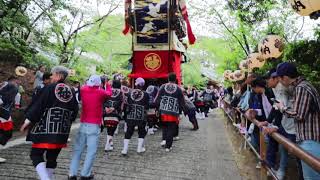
[123,0,196,86]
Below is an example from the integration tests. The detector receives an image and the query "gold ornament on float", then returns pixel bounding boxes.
[289,0,320,17]
[144,53,162,71]
[247,53,265,70]
[258,35,285,60]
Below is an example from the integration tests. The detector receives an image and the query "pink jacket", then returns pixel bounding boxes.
[80,84,112,125]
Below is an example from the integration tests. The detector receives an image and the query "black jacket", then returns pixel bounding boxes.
[126,89,149,121]
[25,82,79,144]
[155,83,185,116]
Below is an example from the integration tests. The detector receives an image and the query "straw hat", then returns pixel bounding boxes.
[15,66,28,77]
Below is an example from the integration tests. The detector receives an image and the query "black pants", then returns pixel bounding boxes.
[188,110,199,129]
[107,125,118,136]
[30,148,62,168]
[162,122,178,149]
[174,123,179,137]
[199,106,206,113]
[147,115,158,128]
[125,121,147,139]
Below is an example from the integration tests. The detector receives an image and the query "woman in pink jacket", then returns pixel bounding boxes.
[69,75,112,180]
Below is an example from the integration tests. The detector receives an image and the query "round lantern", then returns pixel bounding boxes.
[228,72,236,82]
[247,53,266,70]
[224,70,232,80]
[239,60,249,71]
[289,0,320,16]
[234,70,246,81]
[258,35,285,60]
[15,66,27,77]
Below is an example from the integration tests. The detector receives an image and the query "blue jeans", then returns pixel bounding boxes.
[298,140,320,180]
[278,127,296,172]
[69,123,100,177]
[266,135,278,169]
[250,131,260,152]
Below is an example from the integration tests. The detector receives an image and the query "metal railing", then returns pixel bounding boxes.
[222,100,320,180]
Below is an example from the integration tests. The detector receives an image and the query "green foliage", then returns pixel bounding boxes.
[283,36,320,90]
[72,15,132,80]
[182,60,207,89]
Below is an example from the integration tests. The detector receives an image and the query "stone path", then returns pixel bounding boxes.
[0,109,242,180]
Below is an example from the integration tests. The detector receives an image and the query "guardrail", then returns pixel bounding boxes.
[222,100,320,180]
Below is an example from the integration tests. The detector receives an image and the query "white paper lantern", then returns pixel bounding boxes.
[224,70,232,80]
[289,0,320,16]
[247,53,266,69]
[258,35,285,59]
[234,70,246,81]
[239,60,249,71]
[228,72,237,82]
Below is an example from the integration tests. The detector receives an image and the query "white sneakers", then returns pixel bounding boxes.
[197,112,206,120]
[0,157,6,163]
[256,162,261,169]
[36,162,50,180]
[165,148,171,152]
[137,138,146,153]
[160,140,166,147]
[104,135,114,152]
[121,139,130,155]
[148,128,155,135]
[47,168,54,180]
[173,136,180,141]
[121,138,146,155]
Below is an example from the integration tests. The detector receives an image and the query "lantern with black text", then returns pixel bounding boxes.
[258,35,284,60]
[239,60,249,71]
[247,53,265,70]
[228,72,236,82]
[224,70,232,80]
[289,0,320,19]
[234,70,245,81]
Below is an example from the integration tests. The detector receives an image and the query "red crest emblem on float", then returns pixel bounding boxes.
[144,53,162,71]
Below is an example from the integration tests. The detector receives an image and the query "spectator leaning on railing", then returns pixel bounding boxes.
[263,68,302,180]
[275,62,320,180]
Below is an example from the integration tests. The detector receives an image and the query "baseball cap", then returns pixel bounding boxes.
[135,77,145,87]
[276,62,298,77]
[87,75,101,87]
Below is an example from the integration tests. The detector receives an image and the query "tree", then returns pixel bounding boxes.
[32,0,121,65]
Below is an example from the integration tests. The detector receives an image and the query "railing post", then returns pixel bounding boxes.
[259,129,268,180]
[244,117,247,149]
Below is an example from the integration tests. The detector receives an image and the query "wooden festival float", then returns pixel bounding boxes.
[122,0,196,86]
